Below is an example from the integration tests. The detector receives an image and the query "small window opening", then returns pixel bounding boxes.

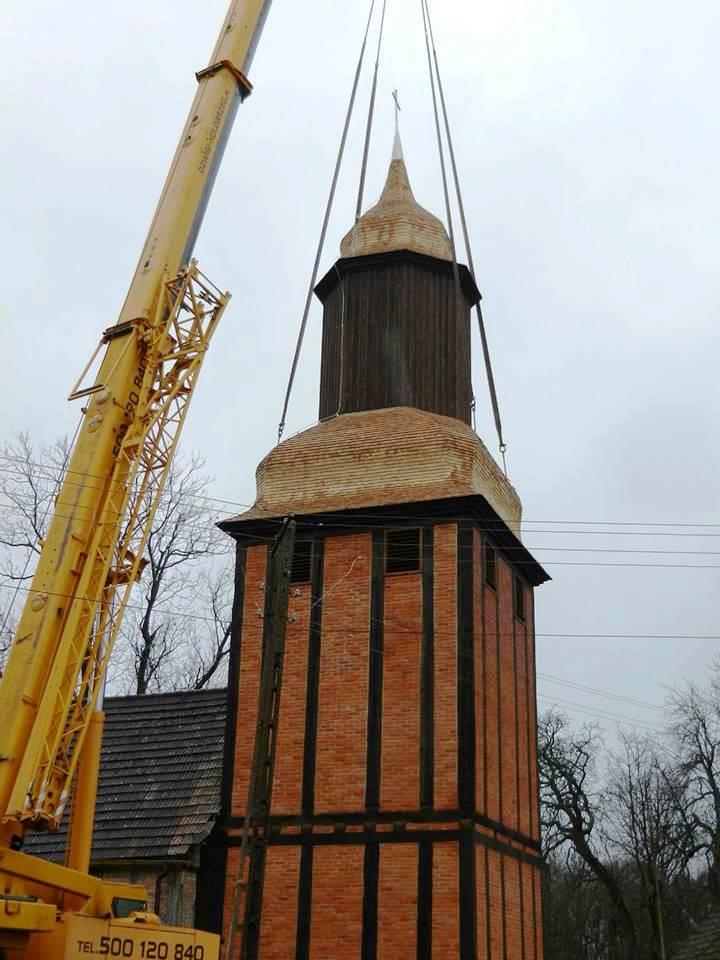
[514,575,526,621]
[291,541,313,584]
[386,528,420,574]
[485,545,497,590]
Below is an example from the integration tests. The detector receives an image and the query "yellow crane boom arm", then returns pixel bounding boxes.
[120,0,271,327]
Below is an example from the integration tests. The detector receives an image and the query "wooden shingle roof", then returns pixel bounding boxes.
[224,406,522,535]
[340,133,453,262]
[672,913,720,960]
[27,688,226,863]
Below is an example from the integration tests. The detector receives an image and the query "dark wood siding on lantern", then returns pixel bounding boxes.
[316,252,478,425]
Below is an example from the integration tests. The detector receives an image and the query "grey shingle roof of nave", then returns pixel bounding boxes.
[26,688,226,863]
[672,912,720,960]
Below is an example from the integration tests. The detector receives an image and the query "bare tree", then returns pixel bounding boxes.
[543,848,625,960]
[111,451,233,694]
[173,565,235,691]
[0,433,71,667]
[607,733,695,960]
[666,659,720,903]
[539,709,638,958]
[0,432,234,691]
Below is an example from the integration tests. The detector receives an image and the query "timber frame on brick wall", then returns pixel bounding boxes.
[218,495,545,585]
[217,495,549,959]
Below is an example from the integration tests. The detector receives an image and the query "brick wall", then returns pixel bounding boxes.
[223,516,543,958]
[314,534,370,813]
[231,544,268,816]
[382,569,421,809]
[309,846,364,958]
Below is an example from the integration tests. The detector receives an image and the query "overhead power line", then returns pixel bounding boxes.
[1,453,720,533]
[5,489,720,559]
[0,455,254,514]
[536,695,663,731]
[537,673,661,710]
[1,576,714,644]
[0,582,700,734]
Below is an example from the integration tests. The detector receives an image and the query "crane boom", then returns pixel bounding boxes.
[0,1,273,954]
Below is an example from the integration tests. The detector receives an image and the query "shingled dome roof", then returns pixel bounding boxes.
[340,130,453,261]
[224,406,522,537]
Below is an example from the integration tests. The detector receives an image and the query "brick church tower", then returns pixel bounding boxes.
[218,131,549,959]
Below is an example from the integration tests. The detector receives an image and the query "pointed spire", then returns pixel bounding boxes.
[340,125,453,262]
[392,127,404,162]
[392,89,404,161]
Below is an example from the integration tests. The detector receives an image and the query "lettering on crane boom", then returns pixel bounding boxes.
[112,343,148,458]
[198,90,230,175]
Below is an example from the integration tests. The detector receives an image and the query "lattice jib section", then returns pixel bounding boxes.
[17,263,229,829]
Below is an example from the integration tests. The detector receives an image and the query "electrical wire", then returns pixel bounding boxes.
[310,554,364,609]
[5,486,720,557]
[5,487,720,558]
[4,452,720,531]
[0,453,253,515]
[4,576,718,652]
[5,523,720,568]
[537,673,661,710]
[0,574,709,714]
[536,695,662,731]
[0,585,698,735]
[4,499,720,551]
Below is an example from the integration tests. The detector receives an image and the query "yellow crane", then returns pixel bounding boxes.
[0,2,272,956]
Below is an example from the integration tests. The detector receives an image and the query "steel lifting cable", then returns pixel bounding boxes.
[419,0,472,427]
[421,0,508,469]
[277,0,379,442]
[355,0,388,221]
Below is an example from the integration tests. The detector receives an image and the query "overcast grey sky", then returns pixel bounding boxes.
[2,0,719,732]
